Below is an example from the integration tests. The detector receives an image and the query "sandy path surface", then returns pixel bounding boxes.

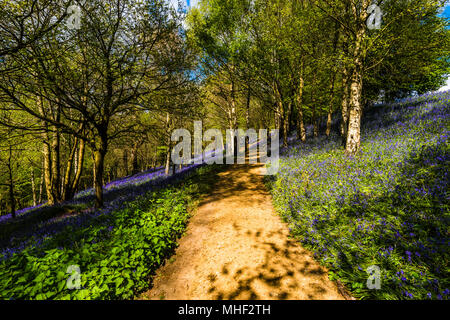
[138,164,345,300]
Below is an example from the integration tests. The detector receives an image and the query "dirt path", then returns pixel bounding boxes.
[138,163,345,300]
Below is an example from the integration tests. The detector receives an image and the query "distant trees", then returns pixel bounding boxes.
[322,0,449,154]
[187,0,449,154]
[0,0,198,209]
[0,0,448,216]
[0,124,40,218]
[0,132,18,219]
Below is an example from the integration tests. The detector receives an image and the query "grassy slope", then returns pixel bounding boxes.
[268,91,449,300]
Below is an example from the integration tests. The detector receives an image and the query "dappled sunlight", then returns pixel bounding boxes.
[138,164,345,300]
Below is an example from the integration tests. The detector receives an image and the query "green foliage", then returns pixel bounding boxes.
[268,93,449,299]
[0,165,218,300]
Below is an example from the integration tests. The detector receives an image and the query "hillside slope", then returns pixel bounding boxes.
[269,91,449,300]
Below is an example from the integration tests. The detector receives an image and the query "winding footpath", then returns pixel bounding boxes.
[138,163,345,300]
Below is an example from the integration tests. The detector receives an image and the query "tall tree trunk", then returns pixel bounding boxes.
[93,140,107,208]
[42,141,54,205]
[37,96,56,205]
[296,60,306,142]
[326,74,337,137]
[296,104,306,142]
[245,82,251,156]
[345,1,368,155]
[70,139,85,199]
[165,113,172,176]
[341,66,350,144]
[230,67,238,130]
[38,159,44,204]
[60,167,65,196]
[345,65,363,155]
[283,101,292,147]
[165,146,171,175]
[246,84,251,130]
[312,110,319,138]
[130,139,143,175]
[274,107,280,132]
[326,107,333,137]
[122,149,128,177]
[31,168,37,206]
[7,145,15,218]
[49,127,61,202]
[62,138,79,201]
[311,73,318,138]
[131,149,139,175]
[50,103,61,202]
[153,147,157,168]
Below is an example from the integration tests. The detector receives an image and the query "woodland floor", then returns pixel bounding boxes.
[137,163,347,300]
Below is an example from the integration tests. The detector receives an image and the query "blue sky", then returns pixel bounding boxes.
[174,1,449,19]
[440,3,450,18]
[437,3,450,91]
[438,4,450,91]
[439,4,450,91]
